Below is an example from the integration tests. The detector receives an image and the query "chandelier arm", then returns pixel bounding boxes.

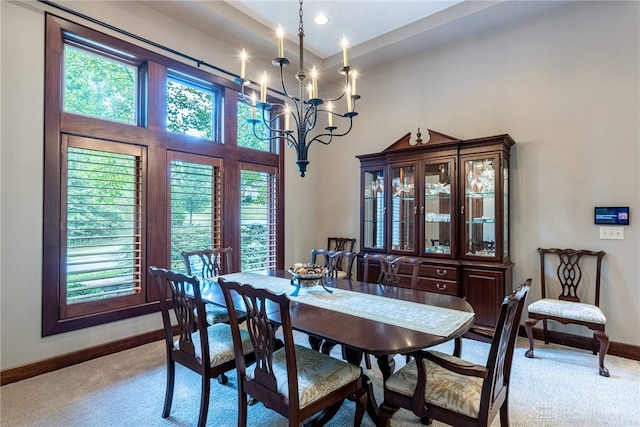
[277,64,298,101]
[302,103,319,134]
[322,114,355,139]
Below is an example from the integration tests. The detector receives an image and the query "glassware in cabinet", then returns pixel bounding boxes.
[463,157,497,257]
[362,169,385,250]
[423,160,454,255]
[390,165,415,252]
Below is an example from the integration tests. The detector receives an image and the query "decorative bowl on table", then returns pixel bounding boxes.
[288,263,327,287]
[288,263,334,296]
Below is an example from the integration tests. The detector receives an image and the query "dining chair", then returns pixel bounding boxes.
[218,278,368,427]
[361,253,421,368]
[311,248,356,279]
[362,253,421,288]
[148,267,254,427]
[327,237,357,272]
[379,279,531,427]
[525,248,609,376]
[182,247,238,325]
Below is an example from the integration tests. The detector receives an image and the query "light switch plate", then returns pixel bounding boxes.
[599,226,624,239]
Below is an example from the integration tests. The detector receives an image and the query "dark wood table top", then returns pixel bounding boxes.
[202,269,474,357]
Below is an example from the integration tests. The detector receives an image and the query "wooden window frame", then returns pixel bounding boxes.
[43,14,285,336]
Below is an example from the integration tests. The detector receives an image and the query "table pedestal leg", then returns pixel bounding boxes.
[376,354,395,381]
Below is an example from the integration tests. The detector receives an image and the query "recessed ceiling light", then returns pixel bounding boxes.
[314,13,328,25]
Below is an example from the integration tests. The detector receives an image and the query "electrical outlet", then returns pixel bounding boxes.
[599,226,624,240]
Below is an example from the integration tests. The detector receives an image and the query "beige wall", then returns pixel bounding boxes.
[1,0,638,370]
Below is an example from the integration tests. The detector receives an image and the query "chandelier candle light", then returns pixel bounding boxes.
[235,0,360,177]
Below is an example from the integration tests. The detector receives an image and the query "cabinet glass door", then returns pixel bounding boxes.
[463,157,497,257]
[391,165,415,252]
[423,160,453,256]
[503,158,509,259]
[363,169,385,249]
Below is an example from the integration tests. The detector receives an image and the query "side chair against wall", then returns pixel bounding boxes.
[311,249,356,279]
[218,278,368,427]
[379,279,531,427]
[525,248,610,377]
[148,267,254,427]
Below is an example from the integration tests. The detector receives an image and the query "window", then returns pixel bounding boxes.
[240,165,279,271]
[169,153,222,270]
[64,44,137,124]
[166,77,217,139]
[63,138,144,319]
[44,15,284,335]
[237,97,272,151]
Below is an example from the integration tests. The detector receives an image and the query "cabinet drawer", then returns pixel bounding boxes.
[415,277,458,295]
[418,265,458,281]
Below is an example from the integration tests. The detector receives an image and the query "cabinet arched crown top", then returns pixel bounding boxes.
[382,129,460,153]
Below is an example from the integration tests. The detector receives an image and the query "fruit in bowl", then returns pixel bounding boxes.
[288,263,326,287]
[288,263,333,295]
[289,263,326,277]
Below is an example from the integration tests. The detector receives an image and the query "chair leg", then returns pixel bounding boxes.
[217,373,228,384]
[162,359,175,418]
[542,319,549,344]
[238,390,248,427]
[524,318,538,358]
[594,330,610,377]
[353,388,368,427]
[197,375,210,427]
[500,399,510,426]
[365,353,372,369]
[379,402,400,427]
[453,336,462,357]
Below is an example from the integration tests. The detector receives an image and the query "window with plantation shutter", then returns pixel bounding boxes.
[62,137,145,319]
[240,165,279,271]
[169,153,222,271]
[44,15,284,335]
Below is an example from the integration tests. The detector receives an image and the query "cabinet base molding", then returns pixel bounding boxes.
[517,325,639,361]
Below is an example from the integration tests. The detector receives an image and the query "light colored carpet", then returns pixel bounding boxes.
[1,335,639,426]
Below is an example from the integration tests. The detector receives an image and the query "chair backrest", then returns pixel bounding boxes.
[327,237,356,252]
[479,279,531,420]
[218,278,300,413]
[538,248,605,305]
[182,247,233,278]
[311,248,356,279]
[149,266,211,369]
[362,253,420,287]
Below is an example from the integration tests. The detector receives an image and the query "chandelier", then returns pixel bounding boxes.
[235,0,360,177]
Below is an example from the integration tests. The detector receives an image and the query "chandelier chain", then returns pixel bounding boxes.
[299,0,304,35]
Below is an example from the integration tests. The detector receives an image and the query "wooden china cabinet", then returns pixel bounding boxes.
[357,129,515,329]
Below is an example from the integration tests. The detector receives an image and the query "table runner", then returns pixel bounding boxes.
[218,272,473,338]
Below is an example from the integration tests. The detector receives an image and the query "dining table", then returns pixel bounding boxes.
[200,269,474,426]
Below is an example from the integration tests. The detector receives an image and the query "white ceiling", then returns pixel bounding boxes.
[225,0,465,58]
[140,0,573,74]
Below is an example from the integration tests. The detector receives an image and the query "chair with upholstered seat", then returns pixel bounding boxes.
[311,248,356,280]
[182,247,247,326]
[361,253,421,367]
[218,278,368,427]
[327,237,357,274]
[149,267,254,427]
[525,248,609,377]
[379,279,531,427]
[362,253,420,287]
